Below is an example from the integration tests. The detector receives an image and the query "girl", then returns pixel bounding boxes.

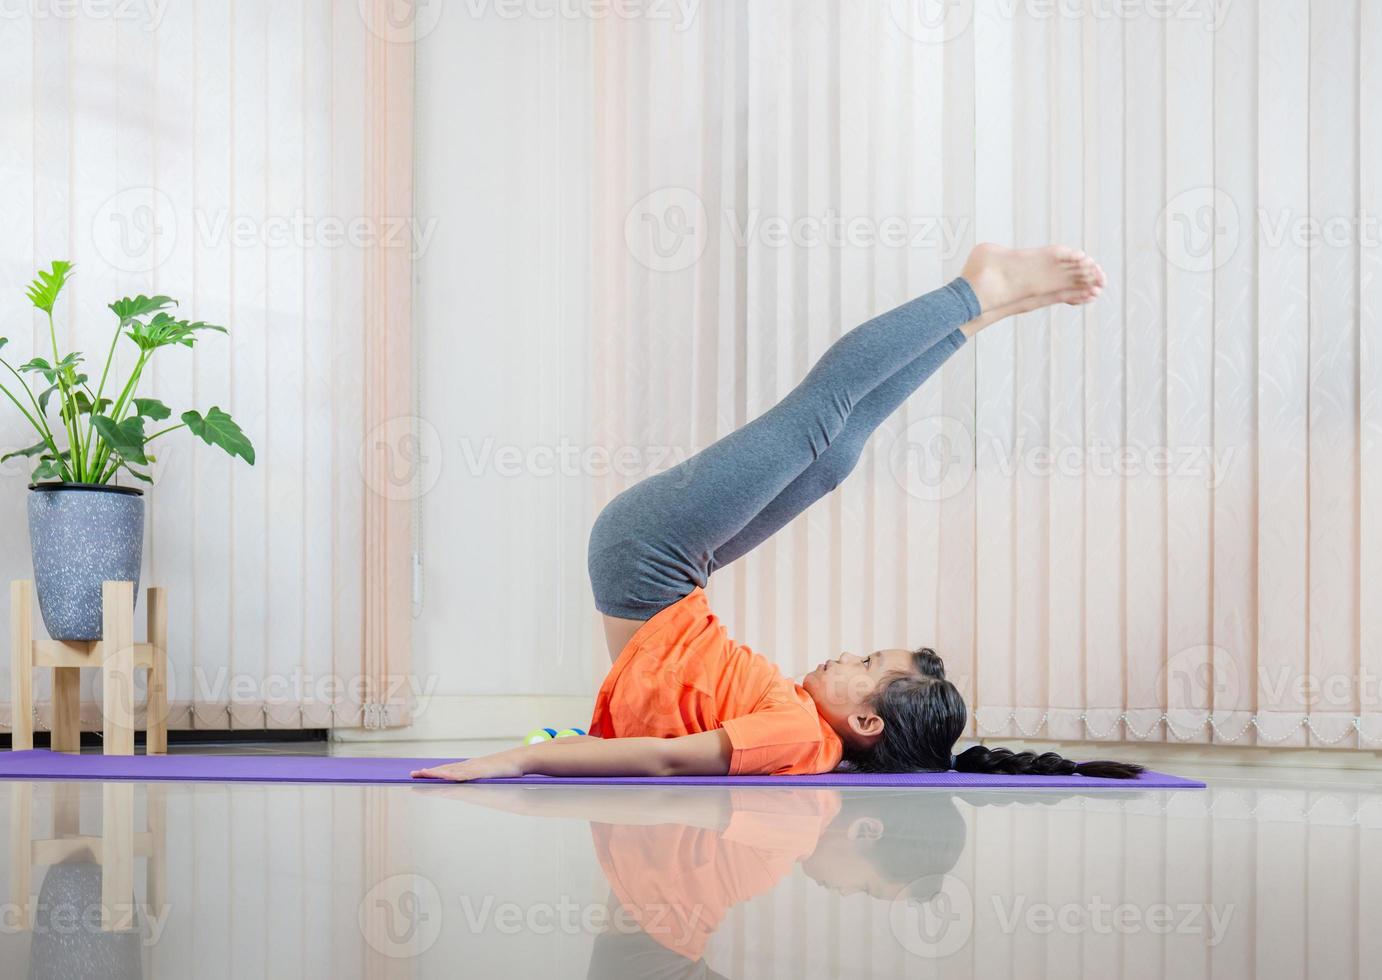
[413,243,1142,783]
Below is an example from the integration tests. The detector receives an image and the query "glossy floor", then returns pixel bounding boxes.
[0,743,1378,978]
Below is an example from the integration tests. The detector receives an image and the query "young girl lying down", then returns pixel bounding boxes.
[412,244,1141,783]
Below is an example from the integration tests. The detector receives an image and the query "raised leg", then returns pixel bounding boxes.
[146,587,168,755]
[709,331,965,573]
[52,666,81,754]
[10,581,33,751]
[101,581,136,756]
[587,280,981,621]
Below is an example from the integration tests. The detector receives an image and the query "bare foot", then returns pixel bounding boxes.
[959,281,1103,338]
[961,243,1104,313]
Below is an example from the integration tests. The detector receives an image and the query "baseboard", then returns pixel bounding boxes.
[330,694,594,742]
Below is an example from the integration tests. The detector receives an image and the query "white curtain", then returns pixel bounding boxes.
[586,0,1380,749]
[0,1,414,732]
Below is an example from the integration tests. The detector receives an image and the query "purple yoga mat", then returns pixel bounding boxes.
[0,749,1204,788]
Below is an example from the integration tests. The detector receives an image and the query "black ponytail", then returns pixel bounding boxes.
[845,647,1145,779]
[953,745,1144,780]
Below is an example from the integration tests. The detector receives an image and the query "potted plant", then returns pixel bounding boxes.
[1,261,254,640]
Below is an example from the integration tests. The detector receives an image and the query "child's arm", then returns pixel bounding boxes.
[412,784,736,831]
[410,729,732,783]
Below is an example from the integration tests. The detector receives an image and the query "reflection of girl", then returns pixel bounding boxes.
[415,245,1140,783]
[436,786,974,971]
[431,785,1144,977]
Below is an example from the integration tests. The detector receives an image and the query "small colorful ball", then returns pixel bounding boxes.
[523,727,559,745]
[554,728,587,738]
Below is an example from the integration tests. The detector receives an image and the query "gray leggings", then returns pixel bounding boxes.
[588,277,980,620]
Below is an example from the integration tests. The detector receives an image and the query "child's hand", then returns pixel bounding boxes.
[410,750,527,782]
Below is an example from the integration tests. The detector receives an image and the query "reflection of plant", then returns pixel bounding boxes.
[0,261,255,484]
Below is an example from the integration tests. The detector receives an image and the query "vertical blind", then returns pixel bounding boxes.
[0,1,414,732]
[592,0,1380,748]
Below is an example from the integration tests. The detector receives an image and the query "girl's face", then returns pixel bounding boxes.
[802,648,916,743]
[800,823,909,900]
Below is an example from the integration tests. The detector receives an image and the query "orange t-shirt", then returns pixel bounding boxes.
[592,789,841,960]
[588,587,843,776]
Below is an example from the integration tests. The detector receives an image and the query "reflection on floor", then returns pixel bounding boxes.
[0,741,1379,978]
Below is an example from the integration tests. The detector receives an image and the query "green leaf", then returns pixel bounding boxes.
[133,397,171,421]
[127,312,227,352]
[120,462,154,483]
[25,261,73,314]
[31,459,62,481]
[23,354,83,388]
[61,390,111,422]
[91,414,148,465]
[2,440,50,464]
[181,407,254,465]
[109,295,176,322]
[31,451,71,482]
[37,384,59,414]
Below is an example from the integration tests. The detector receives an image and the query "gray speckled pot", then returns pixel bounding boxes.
[27,483,143,641]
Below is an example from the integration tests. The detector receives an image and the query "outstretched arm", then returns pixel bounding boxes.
[410,729,732,782]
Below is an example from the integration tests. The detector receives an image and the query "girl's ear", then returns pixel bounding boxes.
[845,816,884,841]
[849,712,884,739]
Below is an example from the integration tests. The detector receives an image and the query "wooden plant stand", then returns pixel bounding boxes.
[10,580,167,756]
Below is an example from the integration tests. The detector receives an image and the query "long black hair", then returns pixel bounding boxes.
[842,648,1144,779]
